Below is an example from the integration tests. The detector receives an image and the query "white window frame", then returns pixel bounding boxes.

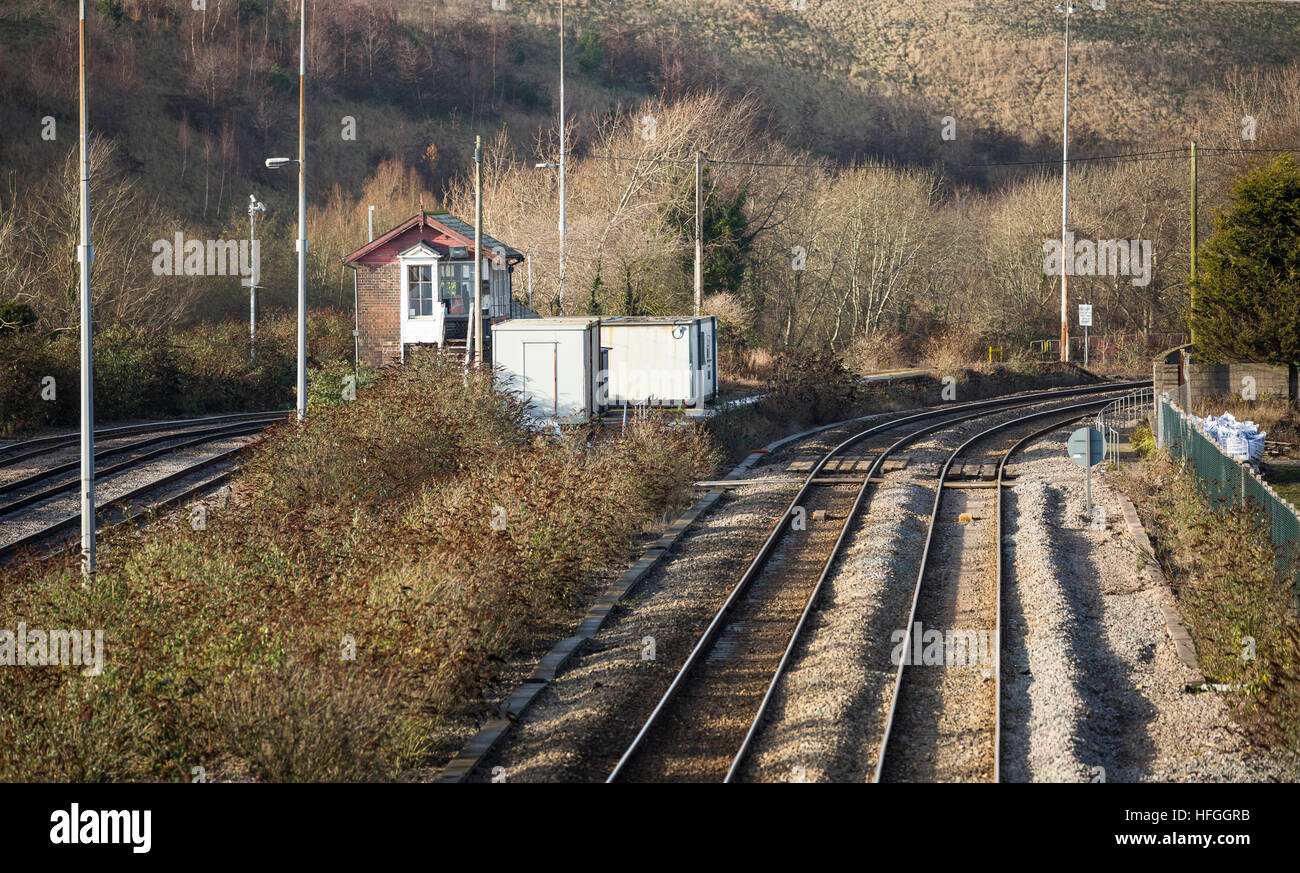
[400,247,442,319]
[398,244,444,361]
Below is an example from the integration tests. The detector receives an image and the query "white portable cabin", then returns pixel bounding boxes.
[491,317,606,422]
[600,316,718,408]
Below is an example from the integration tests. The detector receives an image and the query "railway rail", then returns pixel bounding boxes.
[0,411,288,562]
[873,398,1116,783]
[605,380,1147,782]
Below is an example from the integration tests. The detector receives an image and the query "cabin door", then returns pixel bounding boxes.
[522,342,559,417]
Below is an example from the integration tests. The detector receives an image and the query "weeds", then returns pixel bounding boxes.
[1118,450,1300,752]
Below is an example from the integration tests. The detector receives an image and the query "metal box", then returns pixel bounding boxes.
[491,317,604,422]
[600,316,718,408]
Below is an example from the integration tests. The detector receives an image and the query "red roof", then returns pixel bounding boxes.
[342,213,522,267]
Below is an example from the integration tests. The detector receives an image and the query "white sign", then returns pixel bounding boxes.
[1078,304,1093,327]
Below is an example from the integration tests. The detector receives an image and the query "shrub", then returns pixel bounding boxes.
[1119,451,1300,751]
[1189,155,1300,364]
[87,324,180,420]
[0,300,37,333]
[0,347,718,780]
[760,348,862,426]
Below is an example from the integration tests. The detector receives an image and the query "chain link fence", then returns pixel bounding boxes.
[1157,393,1300,592]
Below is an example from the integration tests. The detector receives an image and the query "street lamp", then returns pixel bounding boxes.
[264,155,305,417]
[246,195,265,363]
[1056,2,1079,363]
[533,161,566,314]
[76,0,96,578]
[533,0,568,313]
[256,0,307,420]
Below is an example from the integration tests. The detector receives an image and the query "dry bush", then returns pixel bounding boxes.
[1119,452,1300,751]
[0,349,717,780]
[919,326,986,372]
[844,329,906,374]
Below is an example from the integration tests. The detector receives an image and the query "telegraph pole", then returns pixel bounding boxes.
[77,0,96,578]
[694,151,704,318]
[1190,140,1199,346]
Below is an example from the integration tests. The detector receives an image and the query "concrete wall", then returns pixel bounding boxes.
[1153,345,1295,407]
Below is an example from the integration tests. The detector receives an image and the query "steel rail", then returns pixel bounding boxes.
[991,405,1109,781]
[0,415,283,498]
[0,442,256,563]
[607,380,1145,782]
[0,421,273,516]
[0,410,290,468]
[720,393,1124,781]
[873,397,1111,783]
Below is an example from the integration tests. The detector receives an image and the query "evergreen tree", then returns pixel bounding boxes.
[1189,155,1300,363]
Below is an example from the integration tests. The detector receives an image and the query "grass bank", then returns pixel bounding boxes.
[1116,447,1300,754]
[0,309,354,437]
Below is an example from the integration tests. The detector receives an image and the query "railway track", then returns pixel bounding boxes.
[0,411,288,562]
[873,399,1115,783]
[605,381,1146,783]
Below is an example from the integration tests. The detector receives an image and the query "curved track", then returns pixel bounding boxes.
[605,381,1145,782]
[0,411,287,562]
[873,399,1113,783]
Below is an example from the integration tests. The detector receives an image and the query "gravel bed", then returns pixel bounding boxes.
[456,409,931,782]
[1001,440,1297,782]
[452,391,1135,782]
[736,398,1111,782]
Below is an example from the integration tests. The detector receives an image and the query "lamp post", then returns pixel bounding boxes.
[531,0,568,313]
[1056,2,1079,363]
[246,194,265,363]
[77,0,96,578]
[265,156,306,416]
[534,161,566,315]
[558,0,567,312]
[262,2,307,418]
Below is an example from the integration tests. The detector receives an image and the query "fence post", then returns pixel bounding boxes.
[1156,396,1164,449]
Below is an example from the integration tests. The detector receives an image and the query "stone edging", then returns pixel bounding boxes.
[1112,490,1206,687]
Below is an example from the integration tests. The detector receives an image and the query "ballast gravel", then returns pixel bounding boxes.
[1000,442,1295,782]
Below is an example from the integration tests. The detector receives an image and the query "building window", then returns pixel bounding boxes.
[408,264,435,317]
[439,262,474,316]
